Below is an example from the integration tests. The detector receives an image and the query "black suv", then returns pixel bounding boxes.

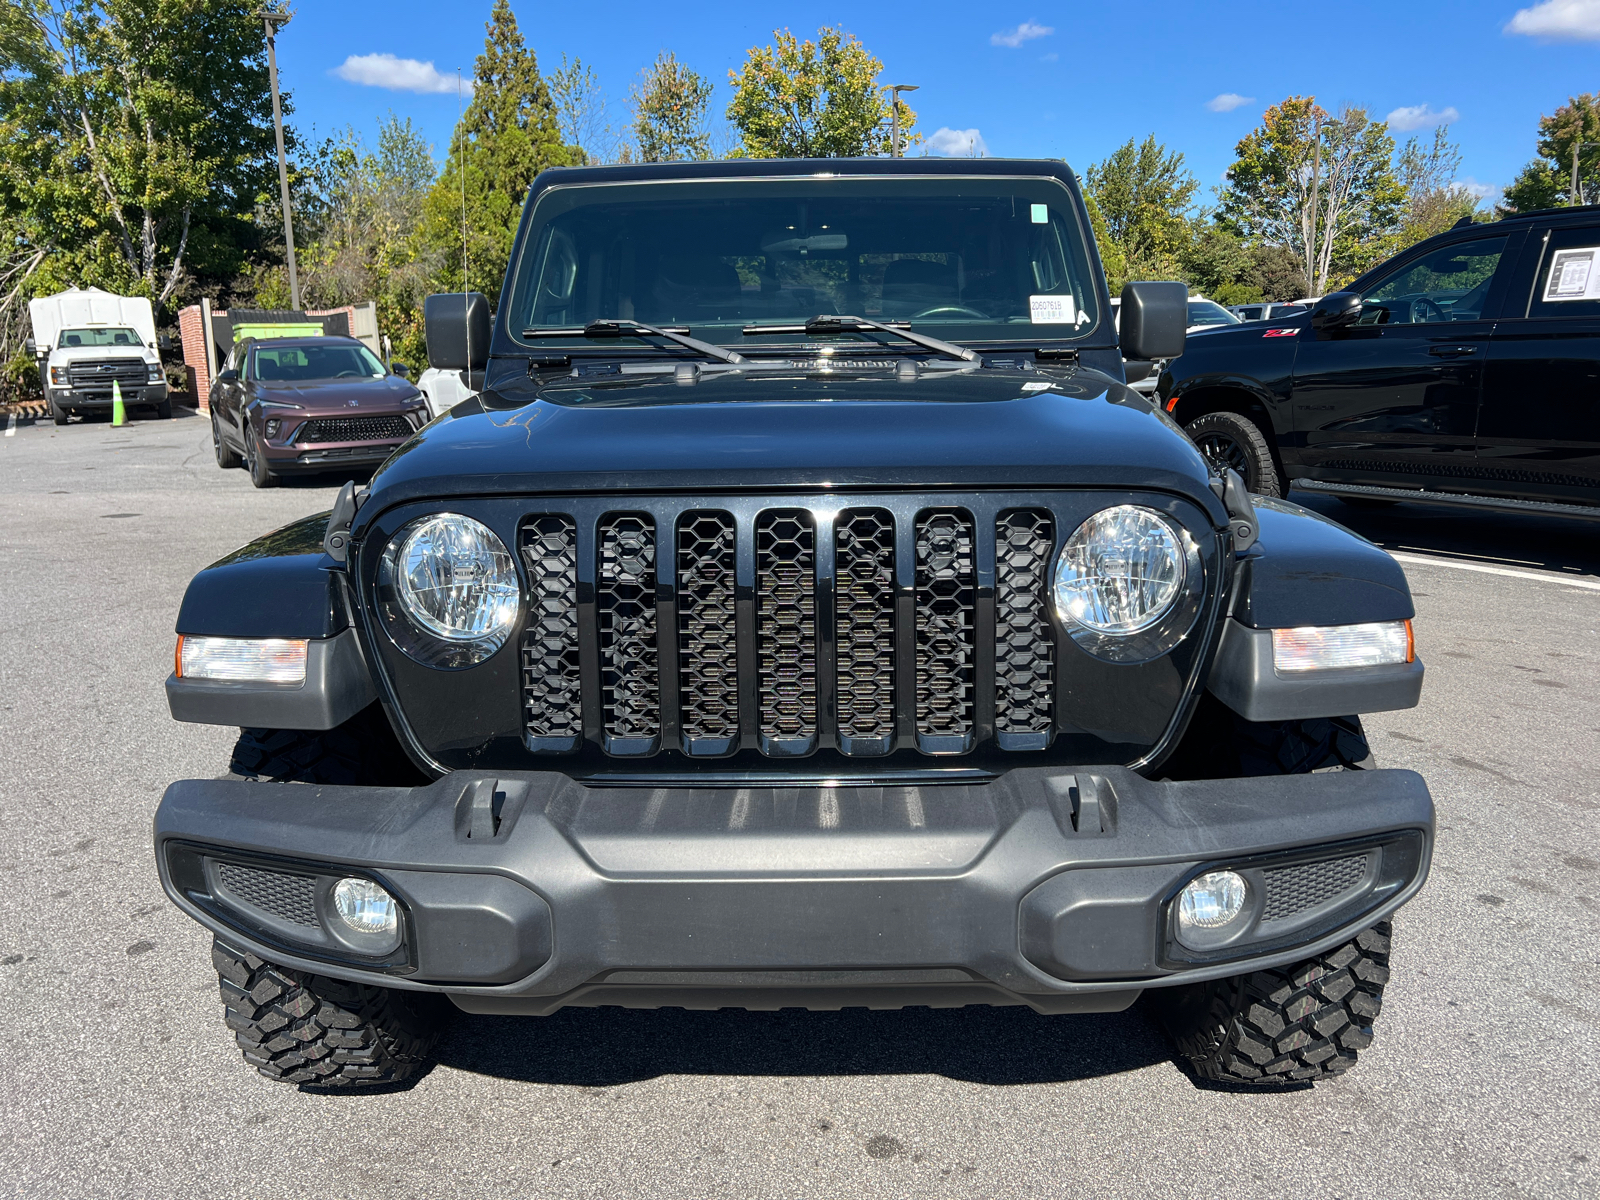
[154,158,1432,1091]
[1162,206,1600,516]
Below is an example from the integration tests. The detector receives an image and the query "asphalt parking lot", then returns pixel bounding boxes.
[1,407,1596,1199]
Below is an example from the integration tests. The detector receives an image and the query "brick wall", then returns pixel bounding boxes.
[177,303,210,413]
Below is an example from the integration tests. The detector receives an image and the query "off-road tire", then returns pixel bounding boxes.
[228,702,430,787]
[245,422,277,488]
[212,411,241,469]
[212,939,446,1087]
[1185,410,1283,498]
[1154,921,1393,1086]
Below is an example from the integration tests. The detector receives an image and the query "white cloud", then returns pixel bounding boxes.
[332,53,471,95]
[1040,52,1059,62]
[1506,0,1600,39]
[1456,178,1500,201]
[991,21,1053,47]
[1387,103,1460,131]
[925,127,989,157]
[1206,93,1255,113]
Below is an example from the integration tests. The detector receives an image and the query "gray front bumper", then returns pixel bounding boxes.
[154,766,1433,1016]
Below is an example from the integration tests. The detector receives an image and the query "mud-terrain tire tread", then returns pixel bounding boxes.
[212,939,445,1087]
[1184,410,1283,497]
[227,704,429,787]
[1155,921,1393,1086]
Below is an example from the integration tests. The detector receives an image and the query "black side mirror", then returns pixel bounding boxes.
[1118,281,1188,361]
[424,292,491,371]
[390,362,410,379]
[158,334,172,352]
[25,336,37,357]
[1122,360,1155,385]
[217,369,240,383]
[1310,292,1363,330]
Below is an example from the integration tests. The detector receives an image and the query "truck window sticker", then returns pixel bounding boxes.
[1542,246,1600,302]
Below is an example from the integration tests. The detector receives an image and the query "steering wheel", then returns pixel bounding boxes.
[910,305,988,321]
[334,369,363,378]
[1410,297,1447,325]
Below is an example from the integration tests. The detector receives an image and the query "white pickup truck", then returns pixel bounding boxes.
[27,287,171,424]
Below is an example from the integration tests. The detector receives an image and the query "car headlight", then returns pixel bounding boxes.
[147,365,164,383]
[1052,504,1204,662]
[377,514,520,667]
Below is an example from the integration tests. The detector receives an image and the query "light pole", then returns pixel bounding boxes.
[261,8,299,310]
[886,84,918,158]
[1571,140,1600,206]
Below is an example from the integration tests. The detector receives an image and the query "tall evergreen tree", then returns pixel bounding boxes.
[420,0,579,301]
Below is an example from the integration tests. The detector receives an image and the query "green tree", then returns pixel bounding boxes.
[0,0,280,375]
[1396,125,1481,246]
[726,27,915,158]
[631,52,713,162]
[1220,97,1405,294]
[1179,223,1252,299]
[1080,188,1127,290]
[1501,93,1600,213]
[1084,135,1199,281]
[417,0,579,301]
[549,53,625,165]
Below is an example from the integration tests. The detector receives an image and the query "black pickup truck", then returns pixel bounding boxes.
[154,157,1431,1090]
[1162,205,1600,519]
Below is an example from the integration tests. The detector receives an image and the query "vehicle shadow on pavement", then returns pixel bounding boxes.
[432,1002,1175,1087]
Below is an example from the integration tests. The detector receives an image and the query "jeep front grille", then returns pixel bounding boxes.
[506,495,1173,760]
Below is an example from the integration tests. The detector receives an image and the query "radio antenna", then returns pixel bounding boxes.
[459,68,470,376]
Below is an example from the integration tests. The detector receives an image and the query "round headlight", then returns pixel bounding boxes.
[379,514,519,667]
[1053,505,1185,635]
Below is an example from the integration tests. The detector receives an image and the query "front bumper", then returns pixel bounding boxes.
[154,766,1433,1015]
[263,440,406,471]
[52,384,165,407]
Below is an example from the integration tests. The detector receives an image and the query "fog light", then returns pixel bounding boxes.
[1272,619,1412,672]
[176,635,307,683]
[333,878,397,937]
[1177,870,1248,932]
[265,418,281,438]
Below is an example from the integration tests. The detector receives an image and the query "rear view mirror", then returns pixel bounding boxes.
[25,337,37,357]
[158,334,172,352]
[1310,292,1362,330]
[425,292,491,371]
[1118,281,1187,361]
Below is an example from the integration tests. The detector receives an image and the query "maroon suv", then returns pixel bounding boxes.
[208,335,430,487]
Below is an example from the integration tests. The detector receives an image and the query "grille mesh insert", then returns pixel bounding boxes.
[521,516,581,740]
[598,514,659,742]
[216,862,318,928]
[677,512,739,744]
[756,509,816,742]
[1261,855,1369,922]
[995,509,1055,736]
[295,415,412,443]
[835,509,896,741]
[914,510,976,740]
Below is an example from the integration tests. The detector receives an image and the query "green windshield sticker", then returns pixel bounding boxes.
[1030,203,1049,224]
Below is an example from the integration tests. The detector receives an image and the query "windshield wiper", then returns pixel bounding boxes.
[522,319,745,365]
[741,315,979,363]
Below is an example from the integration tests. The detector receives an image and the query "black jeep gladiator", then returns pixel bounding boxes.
[155,158,1431,1089]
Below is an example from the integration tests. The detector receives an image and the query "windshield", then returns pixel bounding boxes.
[508,177,1101,349]
[59,327,143,348]
[1186,299,1239,328]
[251,342,385,382]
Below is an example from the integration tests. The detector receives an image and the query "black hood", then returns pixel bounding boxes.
[365,363,1222,517]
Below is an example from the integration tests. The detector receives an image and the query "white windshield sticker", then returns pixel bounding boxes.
[1030,294,1076,324]
[1545,246,1600,301]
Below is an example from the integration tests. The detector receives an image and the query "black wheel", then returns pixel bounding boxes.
[1153,922,1393,1086]
[212,939,448,1088]
[1185,410,1283,497]
[50,394,69,426]
[228,702,431,787]
[244,421,277,488]
[212,411,241,468]
[155,398,173,420]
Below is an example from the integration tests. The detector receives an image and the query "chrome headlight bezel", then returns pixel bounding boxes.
[1051,504,1204,663]
[376,513,521,669]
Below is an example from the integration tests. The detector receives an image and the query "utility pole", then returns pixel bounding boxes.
[261,8,299,310]
[1307,112,1322,297]
[1571,141,1600,206]
[886,84,918,158]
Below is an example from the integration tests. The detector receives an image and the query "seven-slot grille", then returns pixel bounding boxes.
[517,500,1065,758]
[294,414,413,444]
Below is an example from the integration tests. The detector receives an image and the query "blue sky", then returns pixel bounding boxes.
[276,0,1600,207]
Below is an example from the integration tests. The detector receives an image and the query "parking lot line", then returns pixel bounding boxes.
[4,413,15,437]
[1388,550,1600,592]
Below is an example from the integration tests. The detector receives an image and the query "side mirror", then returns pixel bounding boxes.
[25,337,37,357]
[390,362,410,379]
[217,369,240,383]
[1310,292,1362,330]
[424,292,491,371]
[1118,281,1188,361]
[158,334,172,352]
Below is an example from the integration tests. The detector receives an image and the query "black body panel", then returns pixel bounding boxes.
[175,512,346,639]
